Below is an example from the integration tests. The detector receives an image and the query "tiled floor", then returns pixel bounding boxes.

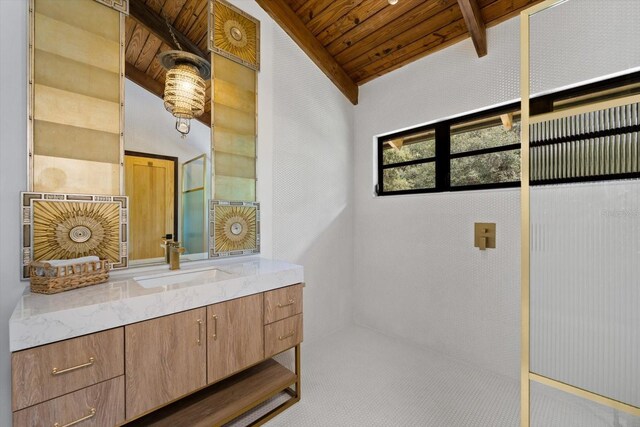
[230,326,639,427]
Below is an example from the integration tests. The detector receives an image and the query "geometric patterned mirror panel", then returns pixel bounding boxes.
[30,0,123,195]
[209,0,260,71]
[94,0,129,14]
[21,192,128,279]
[209,200,260,258]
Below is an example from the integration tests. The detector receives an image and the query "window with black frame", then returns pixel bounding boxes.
[376,72,640,196]
[379,128,437,193]
[377,106,521,195]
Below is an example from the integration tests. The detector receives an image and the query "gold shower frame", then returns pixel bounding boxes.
[519,1,640,425]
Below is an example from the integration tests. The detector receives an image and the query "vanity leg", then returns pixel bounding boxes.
[249,346,301,426]
[294,344,301,399]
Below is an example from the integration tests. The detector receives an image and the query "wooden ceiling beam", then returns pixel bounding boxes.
[500,113,513,130]
[125,62,165,97]
[388,138,404,151]
[129,0,209,61]
[456,0,487,57]
[255,0,359,105]
[125,62,211,127]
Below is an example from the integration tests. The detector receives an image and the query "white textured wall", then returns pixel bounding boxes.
[354,0,640,381]
[354,18,524,380]
[270,28,354,342]
[354,189,522,378]
[530,0,640,95]
[228,1,355,343]
[0,1,28,425]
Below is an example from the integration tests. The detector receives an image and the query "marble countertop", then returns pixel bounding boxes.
[10,257,304,352]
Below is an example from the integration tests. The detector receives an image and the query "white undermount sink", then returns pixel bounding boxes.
[134,267,235,288]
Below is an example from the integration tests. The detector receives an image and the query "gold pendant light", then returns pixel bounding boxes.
[157,17,211,138]
[159,51,210,137]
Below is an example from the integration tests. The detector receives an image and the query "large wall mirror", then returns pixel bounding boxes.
[27,0,258,270]
[28,0,213,267]
[124,81,211,266]
[123,0,213,265]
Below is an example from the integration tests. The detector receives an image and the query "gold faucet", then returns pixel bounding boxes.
[169,243,186,270]
[161,235,175,264]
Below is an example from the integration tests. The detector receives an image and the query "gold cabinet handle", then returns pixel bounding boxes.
[196,319,203,345]
[53,407,96,427]
[278,330,295,341]
[51,357,95,376]
[212,314,218,341]
[277,299,295,308]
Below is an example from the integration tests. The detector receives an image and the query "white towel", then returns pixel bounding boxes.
[35,256,101,277]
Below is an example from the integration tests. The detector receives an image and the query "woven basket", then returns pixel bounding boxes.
[29,259,110,295]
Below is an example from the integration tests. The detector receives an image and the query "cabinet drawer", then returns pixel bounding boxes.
[264,314,303,358]
[13,376,125,427]
[12,328,124,411]
[264,284,303,325]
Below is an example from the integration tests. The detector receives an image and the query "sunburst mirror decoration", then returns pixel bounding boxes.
[21,193,128,279]
[209,200,260,258]
[209,0,260,70]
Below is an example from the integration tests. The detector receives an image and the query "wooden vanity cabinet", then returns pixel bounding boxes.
[12,284,303,426]
[124,307,207,419]
[207,293,264,384]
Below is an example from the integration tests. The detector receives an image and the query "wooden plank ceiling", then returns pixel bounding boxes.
[126,0,544,110]
[257,0,544,104]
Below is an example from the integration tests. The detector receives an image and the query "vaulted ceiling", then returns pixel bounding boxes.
[257,0,544,104]
[125,0,544,109]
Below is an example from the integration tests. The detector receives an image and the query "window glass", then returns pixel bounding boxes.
[451,150,521,186]
[451,115,520,154]
[382,130,435,165]
[382,162,435,192]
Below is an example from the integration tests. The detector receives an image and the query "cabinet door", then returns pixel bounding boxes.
[125,308,206,420]
[208,294,264,384]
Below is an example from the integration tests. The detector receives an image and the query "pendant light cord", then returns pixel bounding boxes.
[164,15,183,51]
